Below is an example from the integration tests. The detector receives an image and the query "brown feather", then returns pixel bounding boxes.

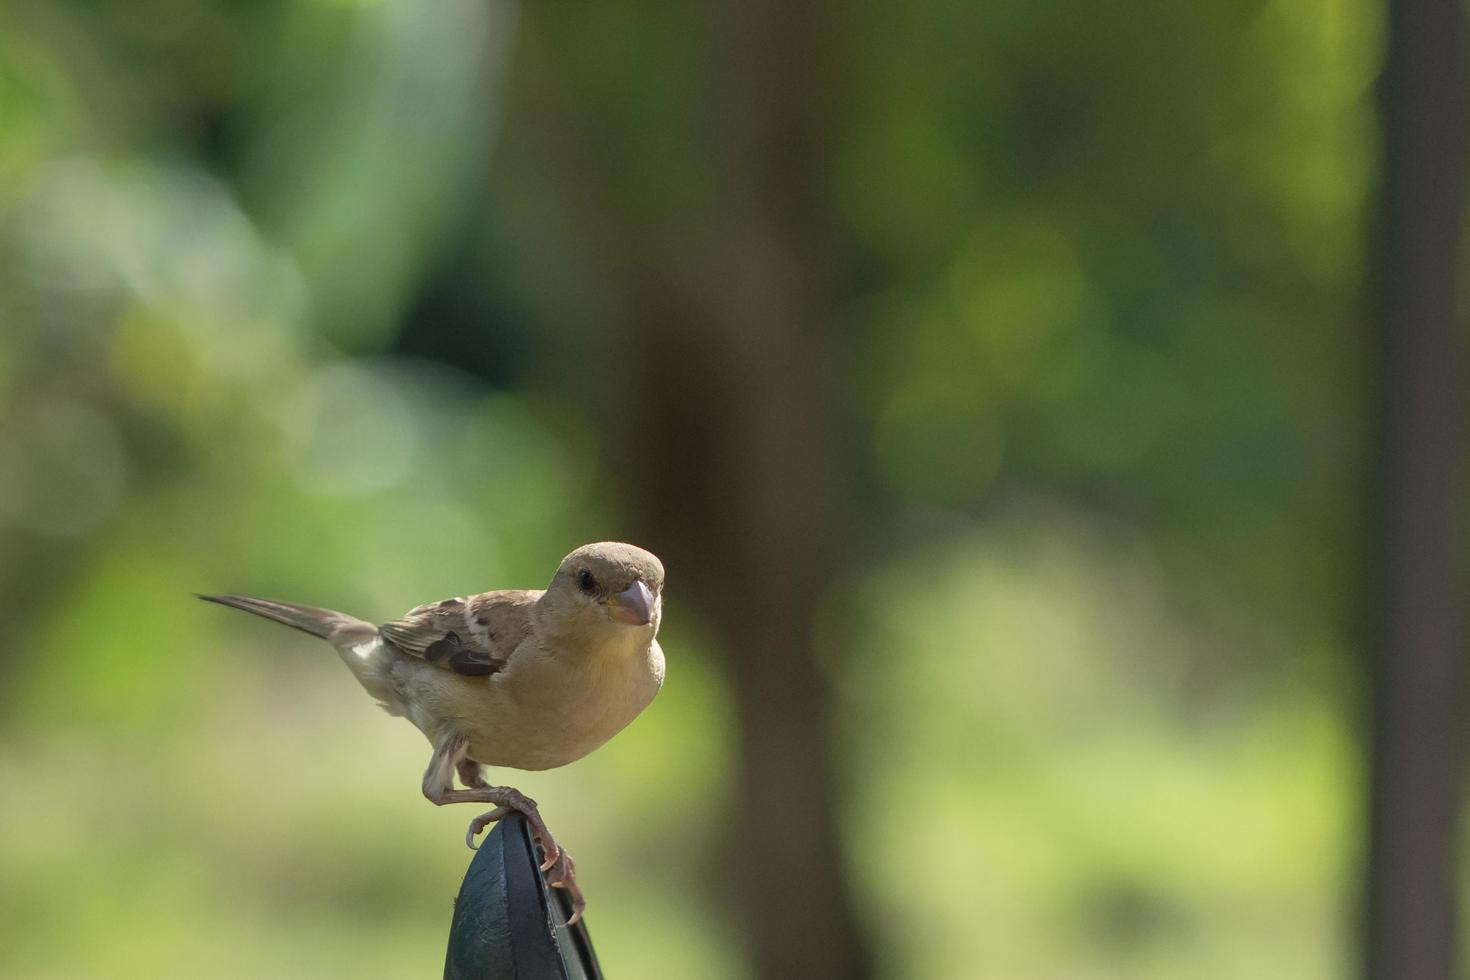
[378,589,538,677]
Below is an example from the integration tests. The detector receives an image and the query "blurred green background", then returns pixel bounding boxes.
[0,0,1410,977]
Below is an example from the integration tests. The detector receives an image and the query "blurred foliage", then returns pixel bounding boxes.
[0,0,1392,977]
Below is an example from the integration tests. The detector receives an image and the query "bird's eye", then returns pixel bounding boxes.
[577,569,596,593]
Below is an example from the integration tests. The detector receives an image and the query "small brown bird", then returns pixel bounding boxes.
[200,541,666,922]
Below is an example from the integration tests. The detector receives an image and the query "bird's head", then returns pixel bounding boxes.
[542,541,664,642]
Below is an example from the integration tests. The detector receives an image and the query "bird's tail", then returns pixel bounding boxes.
[197,593,401,708]
[196,593,371,642]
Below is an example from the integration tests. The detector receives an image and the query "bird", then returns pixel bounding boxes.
[198,541,666,923]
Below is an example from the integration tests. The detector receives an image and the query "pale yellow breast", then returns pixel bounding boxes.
[430,636,665,771]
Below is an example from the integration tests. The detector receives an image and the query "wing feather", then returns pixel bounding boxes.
[379,590,539,677]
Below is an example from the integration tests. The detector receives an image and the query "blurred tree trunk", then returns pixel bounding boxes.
[617,5,874,977]
[1364,0,1467,977]
[507,3,874,977]
[620,246,870,980]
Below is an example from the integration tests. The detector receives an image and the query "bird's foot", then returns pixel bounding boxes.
[461,789,584,923]
[464,806,513,848]
[544,846,586,925]
[464,788,558,866]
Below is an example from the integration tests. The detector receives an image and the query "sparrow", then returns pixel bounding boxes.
[199,541,666,923]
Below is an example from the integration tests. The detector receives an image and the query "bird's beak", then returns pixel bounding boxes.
[607,580,654,626]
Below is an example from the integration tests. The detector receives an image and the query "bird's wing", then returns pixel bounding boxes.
[379,590,540,677]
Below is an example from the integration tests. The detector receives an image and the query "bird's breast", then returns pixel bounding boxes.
[463,638,664,770]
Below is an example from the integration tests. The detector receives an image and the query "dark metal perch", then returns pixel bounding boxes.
[444,812,603,980]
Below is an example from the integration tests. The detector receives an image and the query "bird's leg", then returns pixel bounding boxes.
[423,736,587,923]
[457,758,488,788]
[455,759,517,844]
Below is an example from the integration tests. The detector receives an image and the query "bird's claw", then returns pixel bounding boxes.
[542,846,585,924]
[459,796,582,923]
[464,806,513,850]
[519,811,560,869]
